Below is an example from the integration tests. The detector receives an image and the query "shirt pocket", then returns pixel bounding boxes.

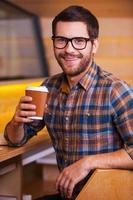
[77,110,103,133]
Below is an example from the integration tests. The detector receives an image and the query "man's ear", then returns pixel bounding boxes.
[92,39,99,54]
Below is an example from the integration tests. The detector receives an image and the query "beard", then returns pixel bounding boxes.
[55,51,93,77]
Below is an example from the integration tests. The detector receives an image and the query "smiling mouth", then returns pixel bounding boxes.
[62,55,80,61]
[64,57,79,61]
[60,53,82,62]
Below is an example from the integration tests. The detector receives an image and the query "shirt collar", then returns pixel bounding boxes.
[60,75,70,94]
[79,62,98,91]
[60,62,98,93]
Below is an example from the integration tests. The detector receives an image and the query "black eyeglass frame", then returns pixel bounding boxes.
[51,36,94,50]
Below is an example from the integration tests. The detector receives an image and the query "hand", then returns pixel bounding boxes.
[56,157,90,199]
[13,96,36,125]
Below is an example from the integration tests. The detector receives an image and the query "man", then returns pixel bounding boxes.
[4,5,133,200]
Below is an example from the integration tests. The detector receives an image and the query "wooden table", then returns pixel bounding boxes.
[0,132,53,200]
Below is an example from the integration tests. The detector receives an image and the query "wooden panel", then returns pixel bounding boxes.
[0,156,22,200]
[76,169,133,200]
[99,18,133,37]
[10,0,133,17]
[98,38,133,57]
[96,57,133,85]
[23,176,57,199]
[23,162,58,199]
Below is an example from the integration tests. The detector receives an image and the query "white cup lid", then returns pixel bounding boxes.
[26,86,48,92]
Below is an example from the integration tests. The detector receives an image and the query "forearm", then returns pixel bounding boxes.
[4,95,37,146]
[87,149,133,171]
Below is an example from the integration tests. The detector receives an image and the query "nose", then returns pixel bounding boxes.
[64,41,75,53]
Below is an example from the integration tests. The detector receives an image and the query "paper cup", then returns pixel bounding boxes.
[26,86,48,120]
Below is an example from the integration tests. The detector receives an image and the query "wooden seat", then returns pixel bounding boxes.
[76,169,133,200]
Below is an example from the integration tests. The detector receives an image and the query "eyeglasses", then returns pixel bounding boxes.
[51,36,93,50]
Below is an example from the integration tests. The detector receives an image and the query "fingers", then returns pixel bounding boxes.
[67,180,75,198]
[63,178,74,199]
[56,158,90,199]
[56,173,68,198]
[19,95,35,106]
[56,170,76,199]
[13,96,36,124]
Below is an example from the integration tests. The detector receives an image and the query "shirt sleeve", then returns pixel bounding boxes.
[111,82,133,160]
[4,119,45,147]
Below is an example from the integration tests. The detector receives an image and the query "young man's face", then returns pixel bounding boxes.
[53,21,98,77]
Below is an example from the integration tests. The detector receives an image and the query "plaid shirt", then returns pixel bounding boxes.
[5,62,133,170]
[18,62,133,170]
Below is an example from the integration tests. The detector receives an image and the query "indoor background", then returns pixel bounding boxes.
[7,0,133,85]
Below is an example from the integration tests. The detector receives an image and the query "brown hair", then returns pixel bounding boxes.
[52,5,99,39]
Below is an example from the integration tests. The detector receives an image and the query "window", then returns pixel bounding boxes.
[0,0,49,80]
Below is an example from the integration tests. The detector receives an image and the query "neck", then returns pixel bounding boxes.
[67,61,93,89]
[67,73,83,89]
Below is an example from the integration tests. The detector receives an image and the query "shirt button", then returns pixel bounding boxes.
[64,159,67,164]
[64,138,68,144]
[65,116,69,121]
[65,137,68,141]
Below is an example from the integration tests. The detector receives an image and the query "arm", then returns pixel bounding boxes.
[56,149,133,199]
[57,82,133,199]
[4,96,36,145]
